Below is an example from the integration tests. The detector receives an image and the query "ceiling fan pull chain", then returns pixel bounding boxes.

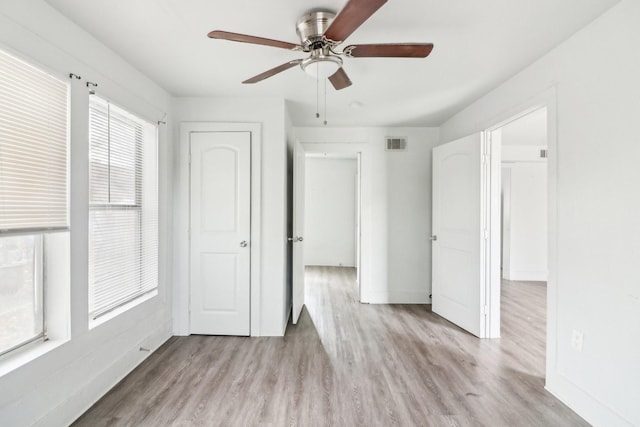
[316,64,320,119]
[324,78,328,126]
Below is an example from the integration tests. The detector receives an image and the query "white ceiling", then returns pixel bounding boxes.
[44,0,618,127]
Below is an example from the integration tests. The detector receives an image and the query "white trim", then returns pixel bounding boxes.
[175,122,261,336]
[480,131,502,338]
[502,270,548,282]
[367,291,430,304]
[38,321,171,427]
[546,374,634,427]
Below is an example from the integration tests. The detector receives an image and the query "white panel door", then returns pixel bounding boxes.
[190,131,251,336]
[432,133,486,337]
[291,142,305,324]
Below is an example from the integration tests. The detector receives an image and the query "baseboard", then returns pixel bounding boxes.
[504,269,548,281]
[546,373,635,427]
[366,291,430,304]
[39,321,172,427]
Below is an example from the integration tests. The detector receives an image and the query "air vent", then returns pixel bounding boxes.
[386,137,407,151]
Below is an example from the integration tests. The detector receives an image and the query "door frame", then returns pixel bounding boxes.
[483,88,558,383]
[291,141,305,324]
[298,142,367,302]
[175,123,262,336]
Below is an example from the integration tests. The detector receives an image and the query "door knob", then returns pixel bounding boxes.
[288,236,304,242]
[240,240,248,248]
[430,235,437,241]
[296,236,304,242]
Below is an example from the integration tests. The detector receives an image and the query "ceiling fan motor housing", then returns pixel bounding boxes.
[296,11,336,50]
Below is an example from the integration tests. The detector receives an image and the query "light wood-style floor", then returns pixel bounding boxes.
[74,267,588,426]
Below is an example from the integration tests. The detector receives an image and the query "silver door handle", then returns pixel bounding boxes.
[288,236,304,242]
[430,235,437,241]
[240,240,248,248]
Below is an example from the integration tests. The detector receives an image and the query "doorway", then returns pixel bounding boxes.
[291,145,363,324]
[431,106,552,341]
[499,108,548,282]
[487,106,550,343]
[304,153,360,289]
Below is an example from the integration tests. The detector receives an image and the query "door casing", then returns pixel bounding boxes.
[175,123,262,336]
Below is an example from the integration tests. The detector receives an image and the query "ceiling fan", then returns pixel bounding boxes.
[207,0,434,90]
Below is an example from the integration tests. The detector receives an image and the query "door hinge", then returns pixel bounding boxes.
[482,305,488,316]
[483,229,489,240]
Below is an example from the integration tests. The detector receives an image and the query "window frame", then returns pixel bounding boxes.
[87,96,159,322]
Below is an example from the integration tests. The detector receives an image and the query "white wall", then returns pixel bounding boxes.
[501,165,547,281]
[500,108,547,146]
[0,1,173,425]
[292,127,439,304]
[304,157,357,267]
[440,1,640,425]
[172,97,289,337]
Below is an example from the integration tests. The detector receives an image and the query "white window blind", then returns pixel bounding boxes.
[0,49,68,234]
[88,96,158,319]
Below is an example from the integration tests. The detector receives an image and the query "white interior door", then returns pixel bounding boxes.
[432,133,487,337]
[190,131,251,336]
[291,142,305,324]
[355,153,361,293]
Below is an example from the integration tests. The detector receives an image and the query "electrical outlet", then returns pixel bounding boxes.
[571,330,584,352]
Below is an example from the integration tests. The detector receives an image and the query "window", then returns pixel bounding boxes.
[88,96,158,320]
[0,49,69,356]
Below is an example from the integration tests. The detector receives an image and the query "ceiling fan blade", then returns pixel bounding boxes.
[324,0,388,43]
[208,30,300,50]
[345,43,434,58]
[329,68,352,90]
[243,60,302,84]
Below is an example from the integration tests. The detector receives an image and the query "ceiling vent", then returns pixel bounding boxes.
[386,137,407,151]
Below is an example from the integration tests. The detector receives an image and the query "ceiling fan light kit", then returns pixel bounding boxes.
[296,11,342,79]
[301,50,342,79]
[207,0,434,91]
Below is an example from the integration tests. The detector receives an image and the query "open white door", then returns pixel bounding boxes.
[432,133,488,338]
[355,153,362,296]
[190,131,251,336]
[291,142,305,324]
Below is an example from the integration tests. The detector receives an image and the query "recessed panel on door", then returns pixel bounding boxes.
[200,253,238,312]
[201,148,238,232]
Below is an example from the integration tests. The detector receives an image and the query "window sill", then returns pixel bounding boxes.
[0,337,68,378]
[89,290,158,330]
